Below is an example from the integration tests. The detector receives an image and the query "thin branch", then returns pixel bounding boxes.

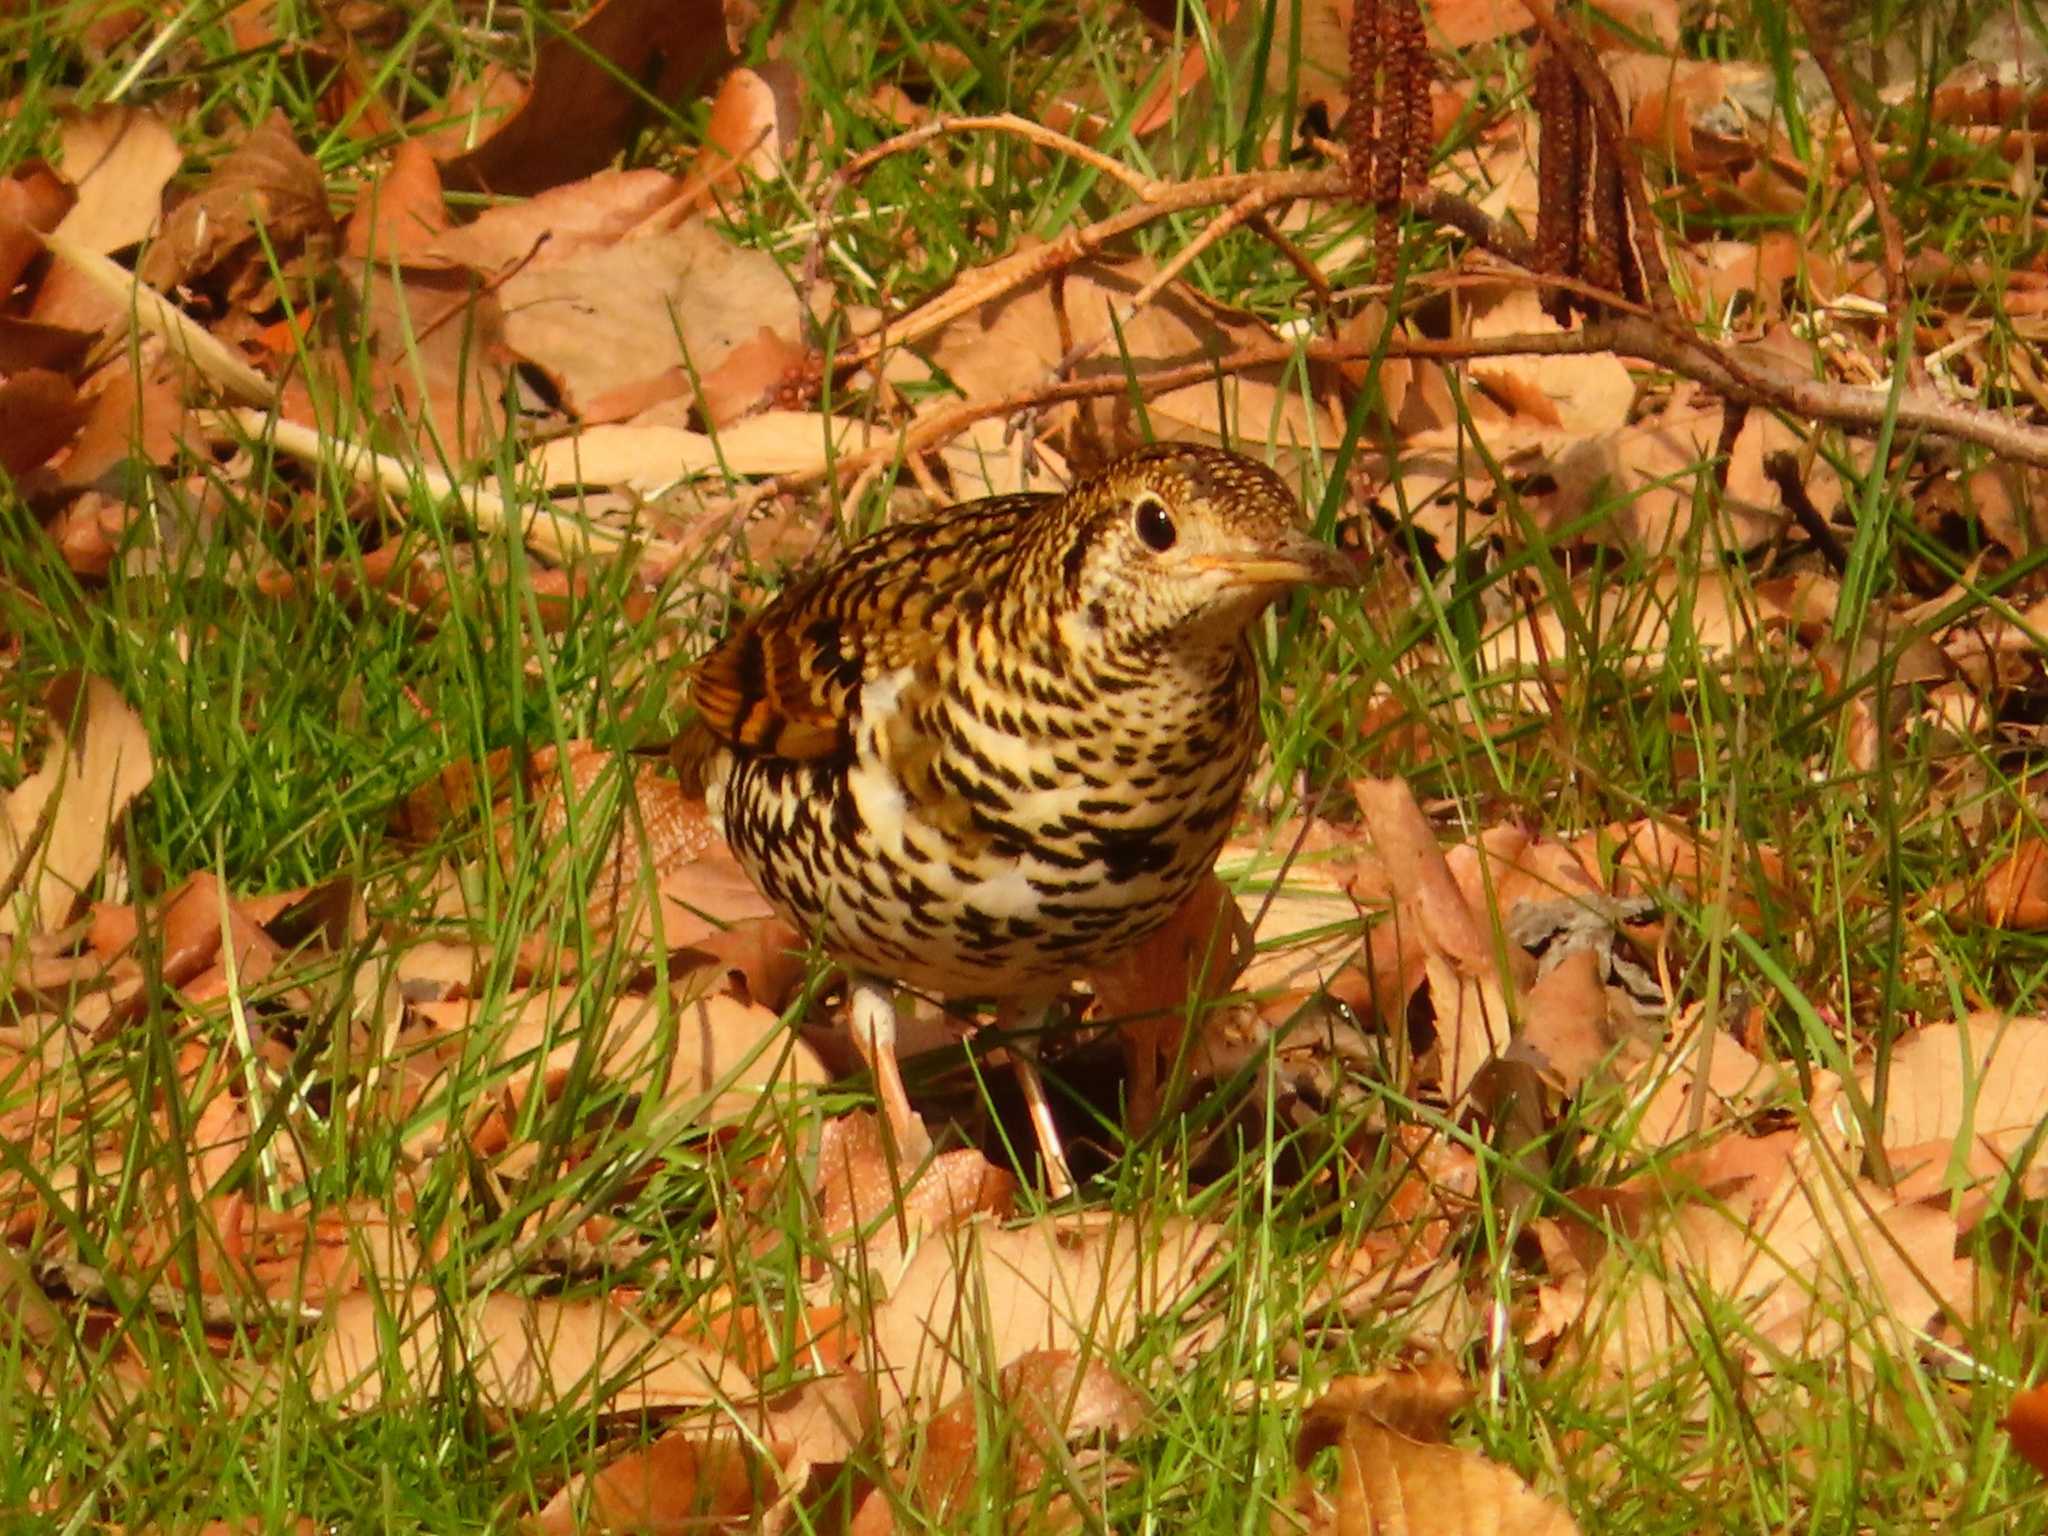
[770,317,2048,495]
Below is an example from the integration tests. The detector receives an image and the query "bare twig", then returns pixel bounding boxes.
[1762,449,1851,573]
[770,314,2048,495]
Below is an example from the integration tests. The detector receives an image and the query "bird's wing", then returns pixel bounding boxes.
[687,495,1050,763]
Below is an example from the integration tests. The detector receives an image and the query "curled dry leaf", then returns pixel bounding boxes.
[0,162,74,295]
[0,674,153,939]
[1293,1367,1580,1536]
[680,63,802,204]
[1352,777,1516,1105]
[310,1289,755,1416]
[137,113,335,311]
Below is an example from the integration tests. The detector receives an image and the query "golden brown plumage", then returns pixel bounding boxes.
[674,443,1355,1182]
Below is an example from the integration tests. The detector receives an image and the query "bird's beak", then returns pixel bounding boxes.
[1189,537,1359,591]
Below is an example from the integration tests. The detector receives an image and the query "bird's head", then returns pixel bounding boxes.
[1032,444,1357,656]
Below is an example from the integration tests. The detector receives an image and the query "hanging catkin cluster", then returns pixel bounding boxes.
[1532,40,1643,322]
[1347,0,1433,284]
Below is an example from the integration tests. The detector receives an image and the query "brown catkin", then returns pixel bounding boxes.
[1397,0,1432,194]
[1347,0,1382,207]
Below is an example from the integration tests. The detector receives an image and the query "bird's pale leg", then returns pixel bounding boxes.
[849,976,919,1141]
[997,1001,1076,1200]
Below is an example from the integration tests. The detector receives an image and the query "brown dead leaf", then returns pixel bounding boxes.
[413,985,827,1138]
[0,162,75,295]
[311,1289,755,1416]
[1583,817,1789,932]
[1293,1367,1581,1536]
[2007,1381,2048,1479]
[330,259,510,462]
[852,1350,1144,1536]
[49,104,180,256]
[1578,1135,1971,1382]
[137,113,334,311]
[1508,948,1618,1095]
[1353,777,1515,1103]
[1466,286,1635,436]
[816,1112,1016,1253]
[937,417,1072,501]
[213,1195,425,1305]
[1090,872,1251,1128]
[485,744,802,980]
[441,0,736,197]
[491,217,803,425]
[1960,839,2048,929]
[1622,1019,1781,1148]
[342,139,449,266]
[532,413,875,491]
[678,63,801,209]
[525,1431,778,1535]
[426,168,687,271]
[1851,1016,2048,1205]
[0,368,87,477]
[1225,838,1363,1009]
[0,675,153,938]
[864,1213,1232,1425]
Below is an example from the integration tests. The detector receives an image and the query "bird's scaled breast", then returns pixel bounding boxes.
[708,647,1259,1000]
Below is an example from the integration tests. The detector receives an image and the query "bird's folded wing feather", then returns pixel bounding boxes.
[686,496,1047,763]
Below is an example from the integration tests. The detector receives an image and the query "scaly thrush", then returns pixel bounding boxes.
[674,443,1355,1189]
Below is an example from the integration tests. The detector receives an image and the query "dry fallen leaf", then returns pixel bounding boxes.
[1292,1368,1581,1536]
[492,218,804,426]
[862,1213,1232,1426]
[1845,1015,2048,1206]
[136,112,334,310]
[921,252,1340,488]
[440,0,735,197]
[2006,1380,2048,1479]
[48,103,180,257]
[851,1350,1144,1536]
[525,1431,779,1535]
[0,674,154,938]
[311,1289,755,1416]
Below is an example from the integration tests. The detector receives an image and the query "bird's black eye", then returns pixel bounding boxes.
[1133,496,1177,552]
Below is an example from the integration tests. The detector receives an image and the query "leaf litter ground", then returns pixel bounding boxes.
[5,0,2048,1530]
